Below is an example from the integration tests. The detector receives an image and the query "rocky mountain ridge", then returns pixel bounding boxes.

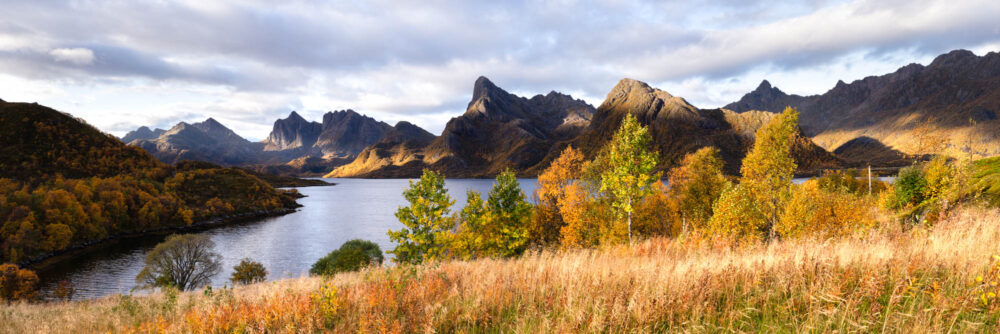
[725,49,1000,164]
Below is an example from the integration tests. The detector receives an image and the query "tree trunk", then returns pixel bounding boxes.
[627,211,633,244]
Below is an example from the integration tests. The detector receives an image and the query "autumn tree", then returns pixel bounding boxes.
[599,113,659,244]
[136,234,222,291]
[388,169,454,264]
[448,191,488,259]
[709,107,799,241]
[777,180,878,238]
[530,146,584,247]
[666,147,730,234]
[230,258,268,285]
[0,263,38,301]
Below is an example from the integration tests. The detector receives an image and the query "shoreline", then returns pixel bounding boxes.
[23,208,298,272]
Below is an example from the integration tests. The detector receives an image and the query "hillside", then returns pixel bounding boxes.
[556,78,842,175]
[726,49,1000,163]
[0,101,300,265]
[3,207,998,332]
[0,101,165,180]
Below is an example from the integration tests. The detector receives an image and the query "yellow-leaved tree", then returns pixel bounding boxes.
[709,107,799,241]
[598,114,659,244]
[530,146,584,247]
[777,179,878,238]
[665,147,730,234]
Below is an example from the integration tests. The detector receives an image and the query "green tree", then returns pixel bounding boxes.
[136,234,222,291]
[311,239,384,275]
[230,258,268,285]
[666,147,730,233]
[451,169,533,258]
[709,107,799,241]
[388,169,455,264]
[599,114,659,244]
[483,169,533,257]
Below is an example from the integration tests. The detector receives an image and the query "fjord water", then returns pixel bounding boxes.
[37,178,538,300]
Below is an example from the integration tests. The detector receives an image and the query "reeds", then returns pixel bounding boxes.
[3,206,1000,332]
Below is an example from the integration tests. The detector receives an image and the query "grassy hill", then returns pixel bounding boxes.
[3,206,999,332]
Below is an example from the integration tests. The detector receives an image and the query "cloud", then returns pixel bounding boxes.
[49,48,94,65]
[0,0,996,138]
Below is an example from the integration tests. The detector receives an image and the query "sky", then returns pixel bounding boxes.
[1,0,999,141]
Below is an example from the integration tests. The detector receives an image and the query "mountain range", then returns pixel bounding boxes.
[726,49,1000,165]
[117,49,1000,178]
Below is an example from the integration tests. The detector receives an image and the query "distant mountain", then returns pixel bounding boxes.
[126,109,397,174]
[130,118,263,165]
[560,78,840,175]
[726,49,1000,163]
[328,76,595,177]
[121,126,166,143]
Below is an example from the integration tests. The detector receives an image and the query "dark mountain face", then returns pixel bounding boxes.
[122,126,166,143]
[565,78,840,175]
[725,49,1000,161]
[425,76,596,175]
[328,76,596,177]
[315,110,393,158]
[263,111,322,152]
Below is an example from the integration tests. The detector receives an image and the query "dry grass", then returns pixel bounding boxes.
[4,207,1000,333]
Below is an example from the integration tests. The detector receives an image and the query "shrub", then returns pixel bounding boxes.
[0,263,38,301]
[230,259,268,285]
[891,165,927,209]
[311,239,384,276]
[777,180,878,238]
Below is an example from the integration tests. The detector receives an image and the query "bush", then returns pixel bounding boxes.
[0,263,38,301]
[230,258,268,285]
[311,239,384,276]
[891,165,927,209]
[777,180,878,238]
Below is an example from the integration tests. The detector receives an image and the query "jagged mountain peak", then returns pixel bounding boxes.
[472,76,502,100]
[600,78,697,119]
[757,79,772,90]
[121,125,167,143]
[286,110,306,121]
[929,49,977,67]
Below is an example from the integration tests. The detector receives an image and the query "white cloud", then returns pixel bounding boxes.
[0,0,997,139]
[49,48,95,65]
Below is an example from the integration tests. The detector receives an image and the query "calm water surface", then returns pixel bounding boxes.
[38,178,537,300]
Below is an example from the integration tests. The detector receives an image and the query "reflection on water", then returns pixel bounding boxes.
[37,178,537,300]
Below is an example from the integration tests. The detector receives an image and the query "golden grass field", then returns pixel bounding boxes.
[3,206,1000,333]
